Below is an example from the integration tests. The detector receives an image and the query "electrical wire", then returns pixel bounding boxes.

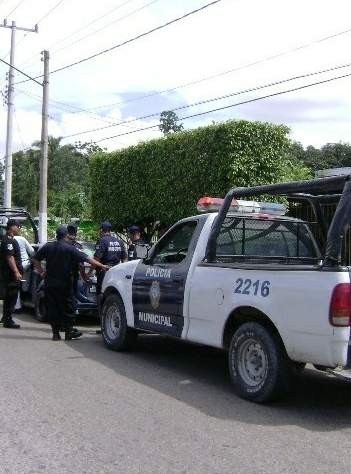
[60,60,351,139]
[0,56,42,85]
[15,88,159,132]
[19,0,138,68]
[5,0,25,17]
[85,25,351,112]
[15,0,222,84]
[2,0,65,60]
[52,0,160,55]
[92,70,351,143]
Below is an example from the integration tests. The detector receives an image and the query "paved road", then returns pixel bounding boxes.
[1,312,351,474]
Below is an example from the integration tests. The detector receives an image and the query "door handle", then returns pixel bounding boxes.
[125,275,132,280]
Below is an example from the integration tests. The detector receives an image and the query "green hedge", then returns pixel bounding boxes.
[90,120,293,230]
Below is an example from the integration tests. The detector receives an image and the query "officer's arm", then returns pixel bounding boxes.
[32,246,47,277]
[6,256,22,281]
[72,247,108,272]
[87,257,109,272]
[120,241,128,263]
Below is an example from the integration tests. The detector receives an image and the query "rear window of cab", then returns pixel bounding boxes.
[216,217,320,263]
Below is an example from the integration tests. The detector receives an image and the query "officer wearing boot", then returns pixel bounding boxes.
[33,226,107,341]
[0,219,23,329]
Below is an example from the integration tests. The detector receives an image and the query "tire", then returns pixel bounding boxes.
[34,291,47,322]
[228,322,291,403]
[101,293,137,351]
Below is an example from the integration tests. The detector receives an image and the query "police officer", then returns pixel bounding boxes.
[66,224,86,336]
[33,226,108,341]
[0,219,23,329]
[94,221,127,298]
[128,225,147,260]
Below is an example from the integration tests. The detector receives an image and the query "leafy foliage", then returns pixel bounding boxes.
[91,119,297,230]
[159,110,184,135]
[12,137,103,219]
[289,141,351,172]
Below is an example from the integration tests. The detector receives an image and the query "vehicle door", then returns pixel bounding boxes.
[132,220,199,337]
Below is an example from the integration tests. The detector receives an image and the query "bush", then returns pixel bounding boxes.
[90,120,298,230]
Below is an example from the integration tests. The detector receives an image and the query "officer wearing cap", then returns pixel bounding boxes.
[0,219,23,329]
[128,225,147,260]
[94,221,127,298]
[33,226,108,341]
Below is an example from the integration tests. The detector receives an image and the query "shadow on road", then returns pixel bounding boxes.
[12,312,351,431]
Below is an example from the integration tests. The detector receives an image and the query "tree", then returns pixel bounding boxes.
[12,137,103,219]
[159,110,184,135]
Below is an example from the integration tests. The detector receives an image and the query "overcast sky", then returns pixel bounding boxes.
[1,0,351,156]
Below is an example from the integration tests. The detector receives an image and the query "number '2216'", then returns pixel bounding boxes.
[234,278,270,297]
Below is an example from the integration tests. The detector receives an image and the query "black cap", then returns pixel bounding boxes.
[6,219,21,229]
[128,225,140,233]
[67,224,78,235]
[100,221,112,231]
[56,226,68,239]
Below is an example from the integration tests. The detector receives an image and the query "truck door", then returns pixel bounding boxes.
[132,220,198,337]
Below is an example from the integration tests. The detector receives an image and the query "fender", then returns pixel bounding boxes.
[102,260,139,327]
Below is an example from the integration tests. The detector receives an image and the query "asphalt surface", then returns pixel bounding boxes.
[1,311,351,474]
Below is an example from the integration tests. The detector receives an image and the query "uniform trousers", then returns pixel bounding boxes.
[2,280,20,323]
[45,285,72,333]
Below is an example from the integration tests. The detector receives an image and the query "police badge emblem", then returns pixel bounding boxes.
[149,280,161,310]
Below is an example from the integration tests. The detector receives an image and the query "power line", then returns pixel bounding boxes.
[15,87,160,132]
[86,25,351,112]
[61,60,351,139]
[0,56,42,85]
[19,0,138,68]
[52,0,160,55]
[15,0,222,84]
[92,70,351,144]
[5,0,25,17]
[2,0,66,60]
[36,0,66,25]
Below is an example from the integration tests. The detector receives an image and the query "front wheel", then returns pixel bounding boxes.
[228,322,291,403]
[101,293,137,351]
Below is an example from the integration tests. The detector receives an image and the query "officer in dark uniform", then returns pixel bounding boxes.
[127,225,148,260]
[67,224,84,300]
[94,221,127,298]
[66,224,86,336]
[0,219,23,329]
[33,226,107,341]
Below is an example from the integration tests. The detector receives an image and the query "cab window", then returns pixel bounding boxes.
[151,221,197,265]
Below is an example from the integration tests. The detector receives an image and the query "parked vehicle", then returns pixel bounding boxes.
[0,208,97,321]
[100,175,351,402]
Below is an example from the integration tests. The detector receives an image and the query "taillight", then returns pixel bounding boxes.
[329,283,351,327]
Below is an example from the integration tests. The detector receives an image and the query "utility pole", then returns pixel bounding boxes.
[39,50,49,244]
[0,20,38,208]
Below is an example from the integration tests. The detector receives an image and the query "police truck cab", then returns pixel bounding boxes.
[100,175,351,402]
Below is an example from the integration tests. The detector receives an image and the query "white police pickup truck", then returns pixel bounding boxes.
[100,175,351,402]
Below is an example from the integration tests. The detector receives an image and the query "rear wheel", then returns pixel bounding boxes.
[34,291,47,322]
[101,293,137,351]
[228,322,291,403]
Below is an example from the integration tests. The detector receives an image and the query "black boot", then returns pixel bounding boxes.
[52,332,61,341]
[65,328,82,340]
[3,319,20,329]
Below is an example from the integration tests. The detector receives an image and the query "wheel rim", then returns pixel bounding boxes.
[104,303,121,340]
[237,338,268,387]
